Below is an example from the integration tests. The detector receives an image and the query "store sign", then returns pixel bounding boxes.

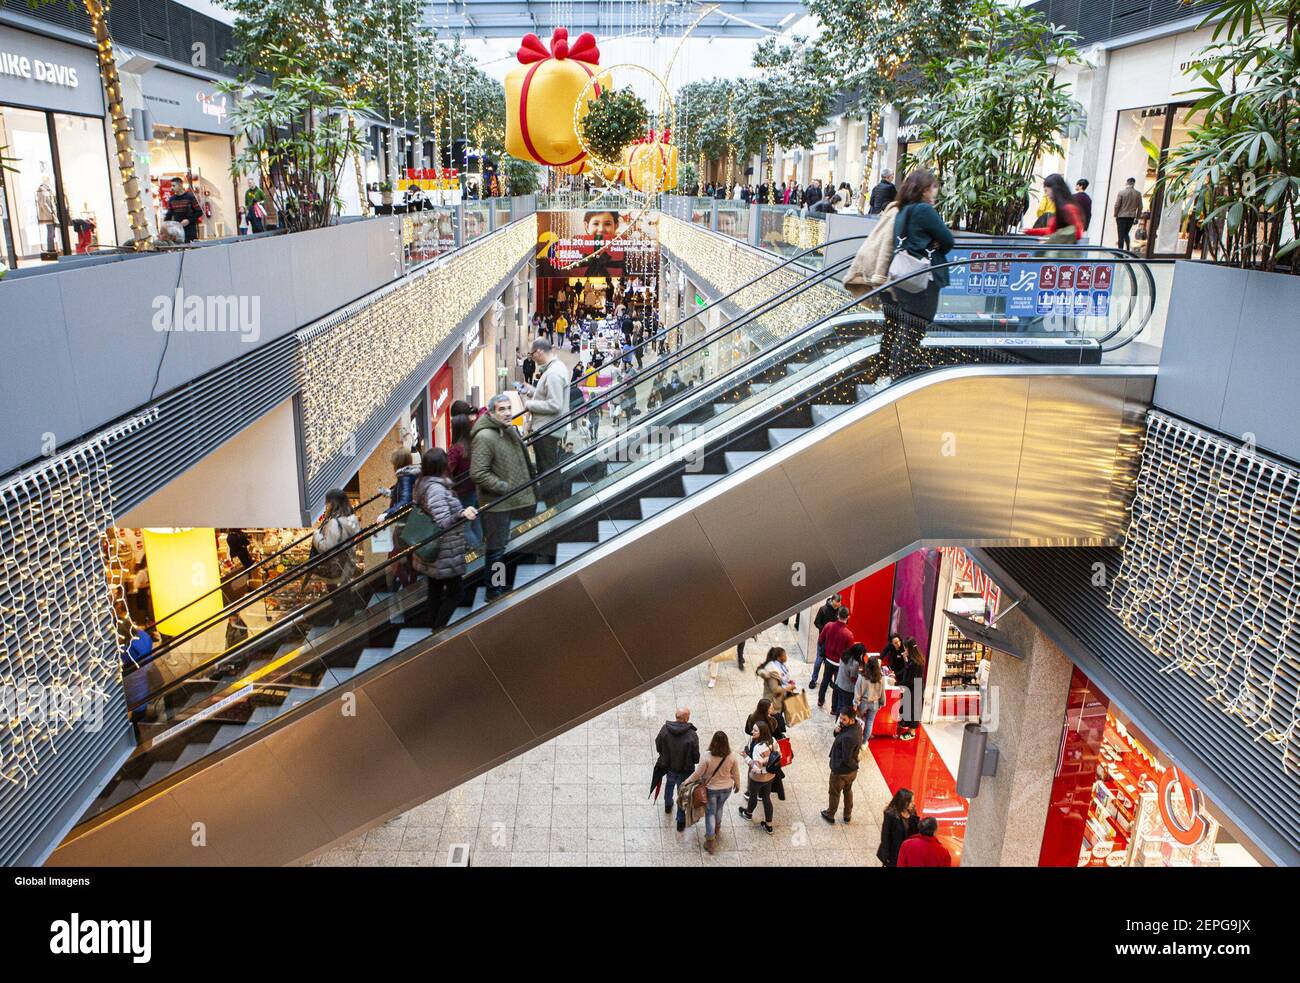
[940,547,1001,609]
[141,68,234,134]
[0,26,103,116]
[1158,767,1211,846]
[463,323,482,352]
[815,130,835,145]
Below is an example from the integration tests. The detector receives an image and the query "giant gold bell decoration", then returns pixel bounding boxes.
[505,28,602,168]
[624,131,679,192]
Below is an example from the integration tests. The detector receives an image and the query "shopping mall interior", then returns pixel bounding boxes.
[0,0,1296,915]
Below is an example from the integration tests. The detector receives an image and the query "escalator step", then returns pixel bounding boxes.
[555,541,596,564]
[367,591,394,609]
[393,627,433,652]
[208,724,246,752]
[724,451,766,473]
[681,472,724,495]
[571,481,591,494]
[638,497,681,519]
[597,519,631,542]
[784,362,808,376]
[856,385,873,401]
[513,563,554,588]
[767,428,808,448]
[811,404,850,425]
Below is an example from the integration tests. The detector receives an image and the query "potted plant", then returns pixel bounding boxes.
[379,181,394,206]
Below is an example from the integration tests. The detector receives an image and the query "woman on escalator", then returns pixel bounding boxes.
[882,168,954,381]
[1023,173,1085,245]
[411,448,478,628]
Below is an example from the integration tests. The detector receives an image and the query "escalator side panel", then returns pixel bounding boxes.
[692,464,842,622]
[364,633,538,792]
[895,375,1032,542]
[575,511,757,684]
[1010,375,1154,542]
[778,402,921,580]
[464,576,644,737]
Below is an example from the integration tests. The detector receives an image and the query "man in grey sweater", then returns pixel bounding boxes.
[518,337,569,505]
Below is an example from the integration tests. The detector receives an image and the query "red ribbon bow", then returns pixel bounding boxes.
[517,27,600,66]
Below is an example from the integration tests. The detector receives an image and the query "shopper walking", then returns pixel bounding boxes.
[877,788,920,867]
[410,449,477,628]
[898,817,952,867]
[756,646,797,717]
[868,169,897,215]
[1024,173,1085,243]
[854,654,885,745]
[685,731,742,853]
[833,642,865,716]
[744,698,787,743]
[1073,178,1093,232]
[518,338,569,505]
[470,394,538,600]
[1113,177,1143,251]
[737,719,780,834]
[655,708,700,832]
[821,705,863,824]
[448,415,484,550]
[896,638,927,740]
[816,605,854,711]
[808,593,842,689]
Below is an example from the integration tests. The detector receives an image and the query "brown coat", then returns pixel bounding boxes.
[844,202,899,297]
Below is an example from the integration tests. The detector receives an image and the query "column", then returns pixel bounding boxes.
[961,604,1075,867]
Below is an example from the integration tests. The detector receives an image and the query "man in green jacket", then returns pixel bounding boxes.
[471,395,538,599]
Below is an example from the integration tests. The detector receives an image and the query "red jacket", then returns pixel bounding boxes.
[818,621,854,666]
[897,833,952,867]
[1025,202,1085,241]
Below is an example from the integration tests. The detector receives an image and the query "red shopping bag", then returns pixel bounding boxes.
[777,737,794,767]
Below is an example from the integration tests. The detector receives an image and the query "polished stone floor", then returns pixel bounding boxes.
[309,621,897,867]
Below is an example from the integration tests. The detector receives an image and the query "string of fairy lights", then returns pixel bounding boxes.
[1109,411,1300,774]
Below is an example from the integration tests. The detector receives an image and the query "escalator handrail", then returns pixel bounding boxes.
[524,231,880,445]
[136,252,1162,710]
[527,253,858,444]
[134,492,386,638]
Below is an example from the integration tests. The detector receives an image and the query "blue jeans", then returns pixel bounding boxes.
[705,787,732,838]
[808,640,825,686]
[458,490,483,550]
[860,703,880,744]
[663,770,688,823]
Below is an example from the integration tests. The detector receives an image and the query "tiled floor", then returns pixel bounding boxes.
[310,622,897,867]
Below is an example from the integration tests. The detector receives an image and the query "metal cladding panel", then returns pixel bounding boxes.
[45,786,231,867]
[692,464,842,623]
[467,576,644,737]
[975,545,1300,867]
[362,634,537,790]
[577,511,756,683]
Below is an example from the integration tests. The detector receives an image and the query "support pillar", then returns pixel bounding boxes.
[961,604,1074,867]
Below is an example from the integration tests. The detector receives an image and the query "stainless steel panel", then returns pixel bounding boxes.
[1009,375,1143,543]
[896,375,1031,542]
[779,404,920,578]
[578,512,754,682]
[692,464,842,624]
[163,742,338,866]
[363,633,537,789]
[256,690,429,839]
[466,576,642,735]
[46,788,232,867]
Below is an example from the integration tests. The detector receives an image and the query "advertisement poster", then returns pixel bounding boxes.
[535,208,658,279]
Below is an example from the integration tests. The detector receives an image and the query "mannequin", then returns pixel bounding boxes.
[36,176,57,253]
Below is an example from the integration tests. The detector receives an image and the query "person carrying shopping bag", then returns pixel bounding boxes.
[684,731,742,854]
[737,720,781,834]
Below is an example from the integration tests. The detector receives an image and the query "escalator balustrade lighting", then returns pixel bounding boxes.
[1109,411,1300,773]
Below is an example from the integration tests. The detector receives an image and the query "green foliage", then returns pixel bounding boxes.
[679,159,699,193]
[746,41,836,151]
[676,79,736,162]
[904,0,1083,234]
[502,156,542,196]
[221,47,368,232]
[581,88,650,162]
[1157,0,1300,272]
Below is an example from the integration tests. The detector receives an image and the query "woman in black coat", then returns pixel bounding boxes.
[895,639,927,740]
[877,788,920,867]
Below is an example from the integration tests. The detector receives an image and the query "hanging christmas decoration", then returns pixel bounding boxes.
[504,27,602,167]
[624,130,679,192]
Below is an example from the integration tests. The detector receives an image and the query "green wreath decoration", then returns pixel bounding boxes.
[579,87,650,163]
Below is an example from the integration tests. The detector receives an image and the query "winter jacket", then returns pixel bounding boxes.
[526,357,570,433]
[835,656,860,693]
[877,810,920,867]
[655,720,700,774]
[687,751,742,792]
[868,180,897,215]
[382,464,422,519]
[830,721,863,774]
[854,673,885,712]
[898,833,952,867]
[818,621,854,667]
[447,442,474,499]
[758,663,792,712]
[894,202,955,287]
[844,202,899,296]
[813,600,840,633]
[312,513,362,583]
[410,475,468,580]
[469,413,537,511]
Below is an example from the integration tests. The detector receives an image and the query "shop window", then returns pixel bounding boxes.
[53,112,118,251]
[1104,103,1204,257]
[186,131,235,239]
[0,105,59,264]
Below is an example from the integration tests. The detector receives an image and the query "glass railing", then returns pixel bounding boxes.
[88,251,1166,820]
[401,207,459,264]
[756,204,829,267]
[462,201,491,243]
[715,200,751,242]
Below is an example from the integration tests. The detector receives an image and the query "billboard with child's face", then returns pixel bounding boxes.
[535,208,658,279]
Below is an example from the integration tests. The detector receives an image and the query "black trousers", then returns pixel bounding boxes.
[427,575,464,628]
[744,778,774,822]
[1116,217,1136,251]
[818,663,840,707]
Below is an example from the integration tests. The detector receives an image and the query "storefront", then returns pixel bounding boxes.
[464,320,489,410]
[0,24,118,267]
[1040,666,1264,867]
[922,547,999,723]
[429,362,454,449]
[140,68,238,240]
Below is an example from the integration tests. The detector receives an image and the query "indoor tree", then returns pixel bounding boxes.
[1155,0,1300,272]
[744,42,836,200]
[904,0,1084,234]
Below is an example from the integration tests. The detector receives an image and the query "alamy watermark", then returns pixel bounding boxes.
[151,288,261,344]
[593,424,705,472]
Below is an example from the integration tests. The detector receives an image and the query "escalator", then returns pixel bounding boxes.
[50,249,1162,866]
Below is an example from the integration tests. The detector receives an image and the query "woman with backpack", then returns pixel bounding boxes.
[410,448,478,628]
[684,731,742,853]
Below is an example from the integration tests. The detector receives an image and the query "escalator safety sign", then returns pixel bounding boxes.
[947,250,1114,320]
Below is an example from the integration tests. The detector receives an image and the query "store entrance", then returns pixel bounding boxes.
[1104,102,1203,258]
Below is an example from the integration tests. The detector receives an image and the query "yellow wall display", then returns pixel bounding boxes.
[141,527,222,637]
[505,28,602,168]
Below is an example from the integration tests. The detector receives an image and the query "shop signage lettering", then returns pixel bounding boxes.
[939,547,1001,609]
[0,50,79,88]
[197,91,227,124]
[1157,767,1210,846]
